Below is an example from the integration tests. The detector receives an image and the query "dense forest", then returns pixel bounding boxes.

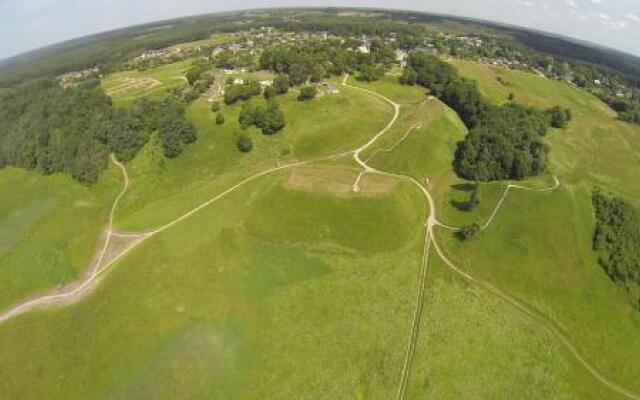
[592,190,640,311]
[0,80,196,184]
[401,52,569,181]
[259,38,396,83]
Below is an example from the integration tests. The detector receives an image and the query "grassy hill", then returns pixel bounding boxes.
[0,167,426,399]
[1,58,640,399]
[434,60,640,393]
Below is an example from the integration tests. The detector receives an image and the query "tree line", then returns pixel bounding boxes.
[592,189,640,311]
[401,52,571,181]
[259,38,396,85]
[0,79,196,184]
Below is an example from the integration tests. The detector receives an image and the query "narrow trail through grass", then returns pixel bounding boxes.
[1,75,638,400]
[0,155,135,323]
[343,75,640,400]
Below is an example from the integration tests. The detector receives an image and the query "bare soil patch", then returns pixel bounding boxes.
[285,166,397,198]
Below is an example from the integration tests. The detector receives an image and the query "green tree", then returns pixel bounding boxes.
[238,100,285,135]
[263,85,276,99]
[236,134,253,153]
[298,85,317,101]
[289,63,308,86]
[211,100,221,112]
[239,101,258,129]
[224,81,261,105]
[547,105,571,129]
[399,68,417,85]
[261,100,286,135]
[592,189,640,310]
[186,65,205,85]
[273,74,290,94]
[358,65,383,82]
[216,112,225,125]
[310,63,327,83]
[456,223,480,241]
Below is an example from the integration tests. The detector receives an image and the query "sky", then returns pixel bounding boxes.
[0,0,639,60]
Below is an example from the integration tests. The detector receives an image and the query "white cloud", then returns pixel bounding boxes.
[608,21,627,31]
[598,12,610,20]
[590,0,601,4]
[565,0,578,8]
[627,13,640,22]
[5,0,59,13]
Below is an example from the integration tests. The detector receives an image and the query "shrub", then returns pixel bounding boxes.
[236,134,253,153]
[298,85,317,101]
[456,223,480,241]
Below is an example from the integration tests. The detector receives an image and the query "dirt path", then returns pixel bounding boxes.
[480,175,560,231]
[430,234,640,400]
[0,77,637,400]
[0,151,353,324]
[342,74,401,193]
[0,155,134,324]
[341,76,639,400]
[341,76,438,400]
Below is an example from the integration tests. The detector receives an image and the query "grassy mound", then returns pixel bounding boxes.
[116,84,393,231]
[0,168,426,399]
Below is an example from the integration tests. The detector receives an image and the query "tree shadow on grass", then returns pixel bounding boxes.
[450,182,478,212]
[451,183,475,192]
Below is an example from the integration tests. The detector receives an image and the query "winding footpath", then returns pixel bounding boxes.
[343,76,640,400]
[0,155,136,324]
[0,76,638,400]
[0,152,351,325]
[480,175,560,231]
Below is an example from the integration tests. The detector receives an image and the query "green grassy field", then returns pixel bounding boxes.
[101,59,193,106]
[3,57,640,399]
[0,165,121,312]
[0,167,427,399]
[406,255,628,400]
[115,84,392,231]
[433,60,640,393]
[347,75,431,105]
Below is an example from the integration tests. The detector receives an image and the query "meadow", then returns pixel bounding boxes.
[2,56,640,399]
[433,60,640,393]
[115,82,392,231]
[0,165,121,313]
[406,255,629,400]
[0,167,427,399]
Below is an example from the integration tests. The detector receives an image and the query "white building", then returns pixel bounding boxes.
[396,50,408,67]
